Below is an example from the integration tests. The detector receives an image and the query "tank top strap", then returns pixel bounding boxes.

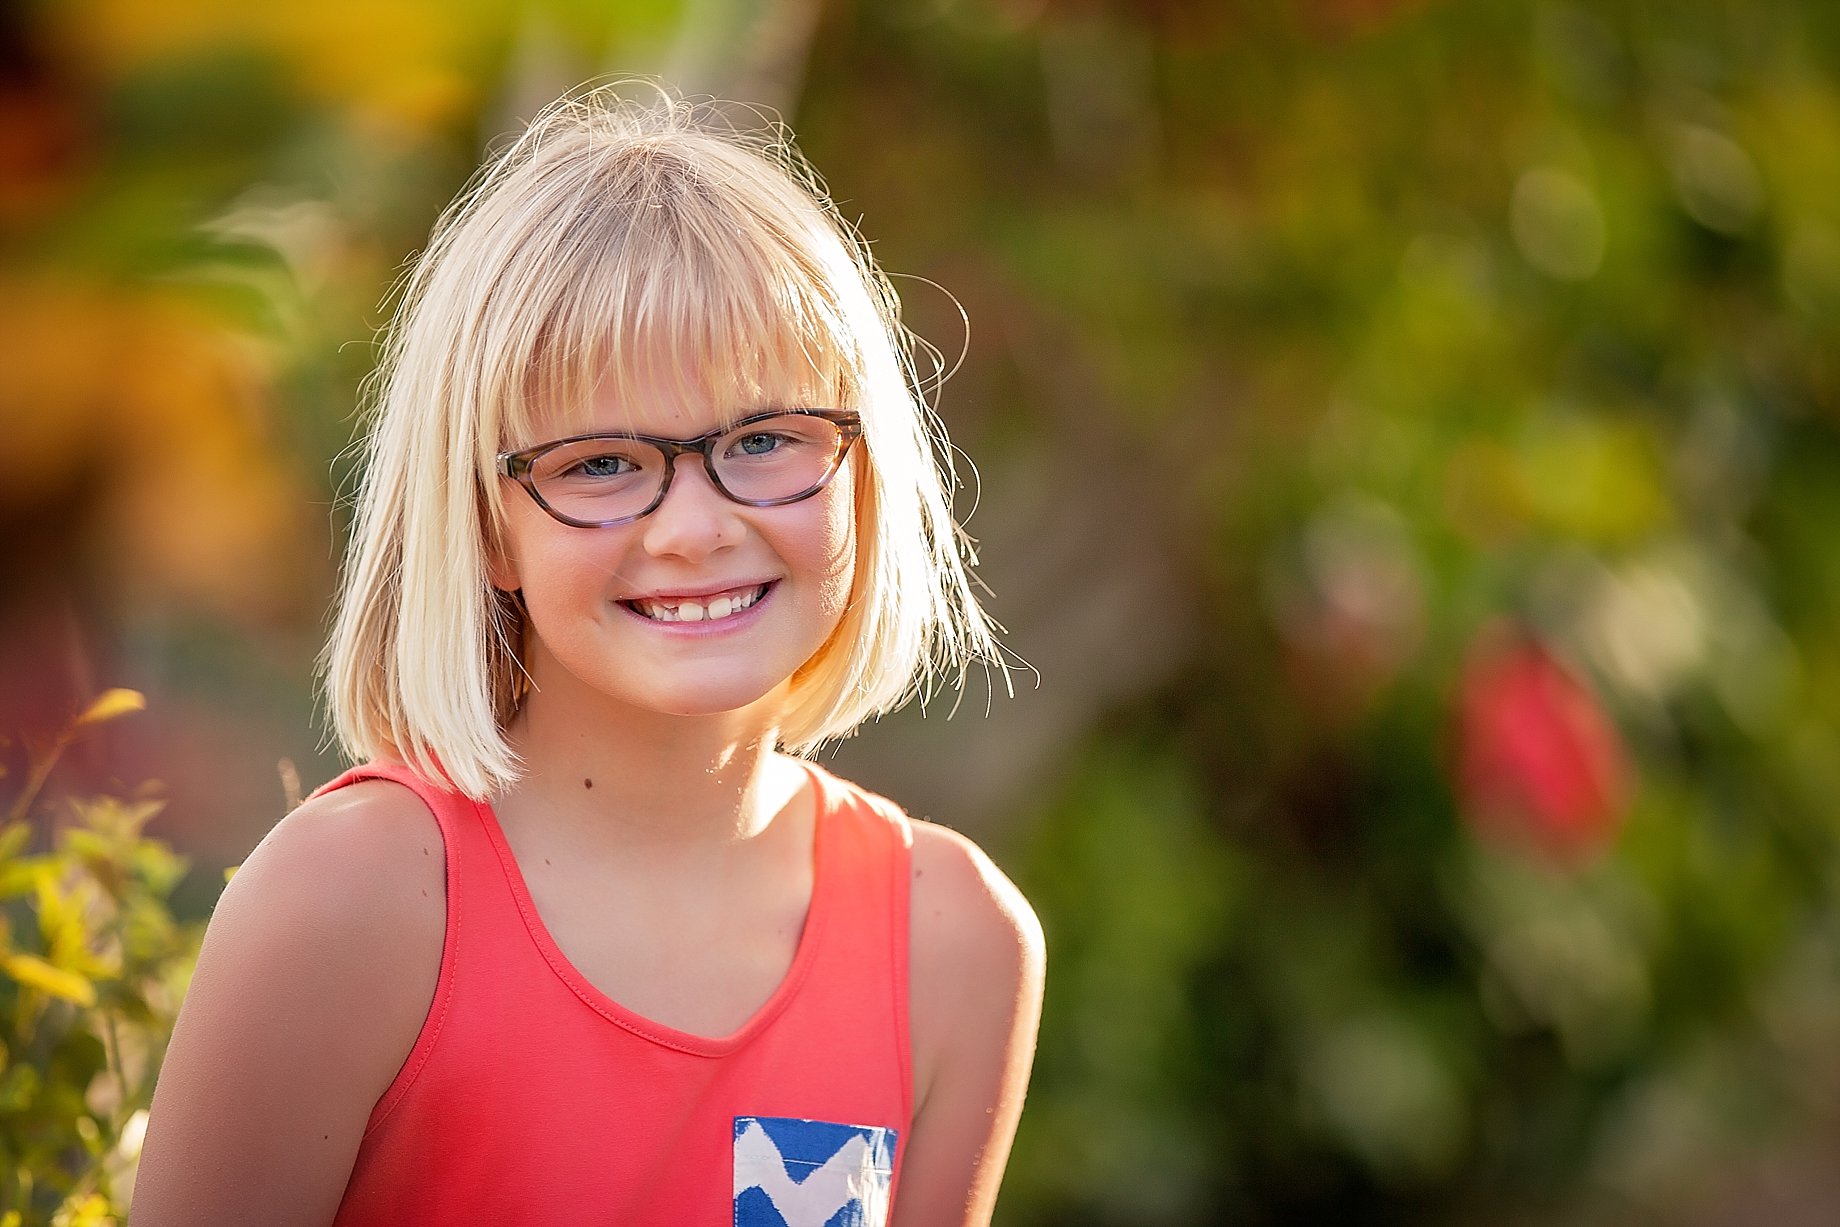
[310,760,476,816]
[802,761,913,947]
[797,761,916,1127]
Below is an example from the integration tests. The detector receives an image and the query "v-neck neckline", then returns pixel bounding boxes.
[470,759,832,1058]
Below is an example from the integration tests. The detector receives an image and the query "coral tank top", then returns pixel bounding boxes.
[314,758,913,1227]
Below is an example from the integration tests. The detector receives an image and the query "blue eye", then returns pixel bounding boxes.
[570,453,637,478]
[732,432,786,457]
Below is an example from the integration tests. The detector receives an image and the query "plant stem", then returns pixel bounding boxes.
[5,734,70,829]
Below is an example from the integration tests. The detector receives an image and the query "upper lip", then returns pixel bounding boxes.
[621,580,774,603]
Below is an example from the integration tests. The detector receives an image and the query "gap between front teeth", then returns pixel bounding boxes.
[637,586,762,623]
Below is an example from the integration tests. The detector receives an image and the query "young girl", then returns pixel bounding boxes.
[132,86,1044,1226]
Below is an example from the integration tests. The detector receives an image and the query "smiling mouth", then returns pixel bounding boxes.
[622,583,771,624]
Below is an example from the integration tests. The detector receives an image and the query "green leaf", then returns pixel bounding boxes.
[0,859,40,900]
[0,1063,40,1112]
[0,824,29,863]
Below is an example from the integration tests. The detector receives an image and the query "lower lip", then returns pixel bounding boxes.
[616,583,775,636]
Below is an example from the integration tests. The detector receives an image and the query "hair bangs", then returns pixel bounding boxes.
[503,165,861,452]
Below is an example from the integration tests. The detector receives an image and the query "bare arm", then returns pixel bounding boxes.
[893,822,1046,1227]
[130,781,445,1225]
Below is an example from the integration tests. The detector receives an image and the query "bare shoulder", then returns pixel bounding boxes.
[214,778,448,998]
[131,779,446,1225]
[205,775,448,1060]
[906,820,1046,1096]
[895,821,1045,1227]
[909,819,1045,979]
[237,778,447,920]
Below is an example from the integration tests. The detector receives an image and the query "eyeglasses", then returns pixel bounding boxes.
[497,409,864,529]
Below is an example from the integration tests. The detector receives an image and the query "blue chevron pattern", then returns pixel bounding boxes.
[733,1116,897,1227]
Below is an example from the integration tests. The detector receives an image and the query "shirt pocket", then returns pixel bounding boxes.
[733,1115,898,1227]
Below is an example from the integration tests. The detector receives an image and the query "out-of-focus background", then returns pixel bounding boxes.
[6,0,1840,1222]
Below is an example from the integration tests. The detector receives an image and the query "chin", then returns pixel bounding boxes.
[643,680,794,723]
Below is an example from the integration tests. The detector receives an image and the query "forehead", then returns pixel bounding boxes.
[542,339,842,442]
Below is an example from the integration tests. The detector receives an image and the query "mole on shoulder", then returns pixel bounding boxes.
[584,778,594,790]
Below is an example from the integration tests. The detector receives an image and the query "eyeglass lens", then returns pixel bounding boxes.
[526,414,846,522]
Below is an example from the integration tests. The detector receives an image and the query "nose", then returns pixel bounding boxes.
[639,454,743,560]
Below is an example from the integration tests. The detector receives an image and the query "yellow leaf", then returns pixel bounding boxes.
[2,953,97,1007]
[53,1192,115,1227]
[73,689,146,730]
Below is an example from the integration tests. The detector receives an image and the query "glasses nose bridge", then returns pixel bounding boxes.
[653,434,730,506]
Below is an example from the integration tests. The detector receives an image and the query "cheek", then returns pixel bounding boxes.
[814,475,859,613]
[488,494,553,593]
[495,503,628,625]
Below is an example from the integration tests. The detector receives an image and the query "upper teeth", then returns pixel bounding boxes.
[635,586,763,623]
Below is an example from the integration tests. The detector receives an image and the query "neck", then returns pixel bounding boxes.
[496,685,796,854]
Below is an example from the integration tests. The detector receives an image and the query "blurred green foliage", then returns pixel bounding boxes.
[792,2,1840,1221]
[0,696,201,1226]
[798,4,1840,1221]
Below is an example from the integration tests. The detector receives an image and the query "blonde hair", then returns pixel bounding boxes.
[323,83,1002,799]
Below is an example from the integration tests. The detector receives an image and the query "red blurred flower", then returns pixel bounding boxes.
[1455,626,1631,861]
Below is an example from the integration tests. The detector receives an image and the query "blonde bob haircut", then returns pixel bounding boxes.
[324,83,1003,799]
